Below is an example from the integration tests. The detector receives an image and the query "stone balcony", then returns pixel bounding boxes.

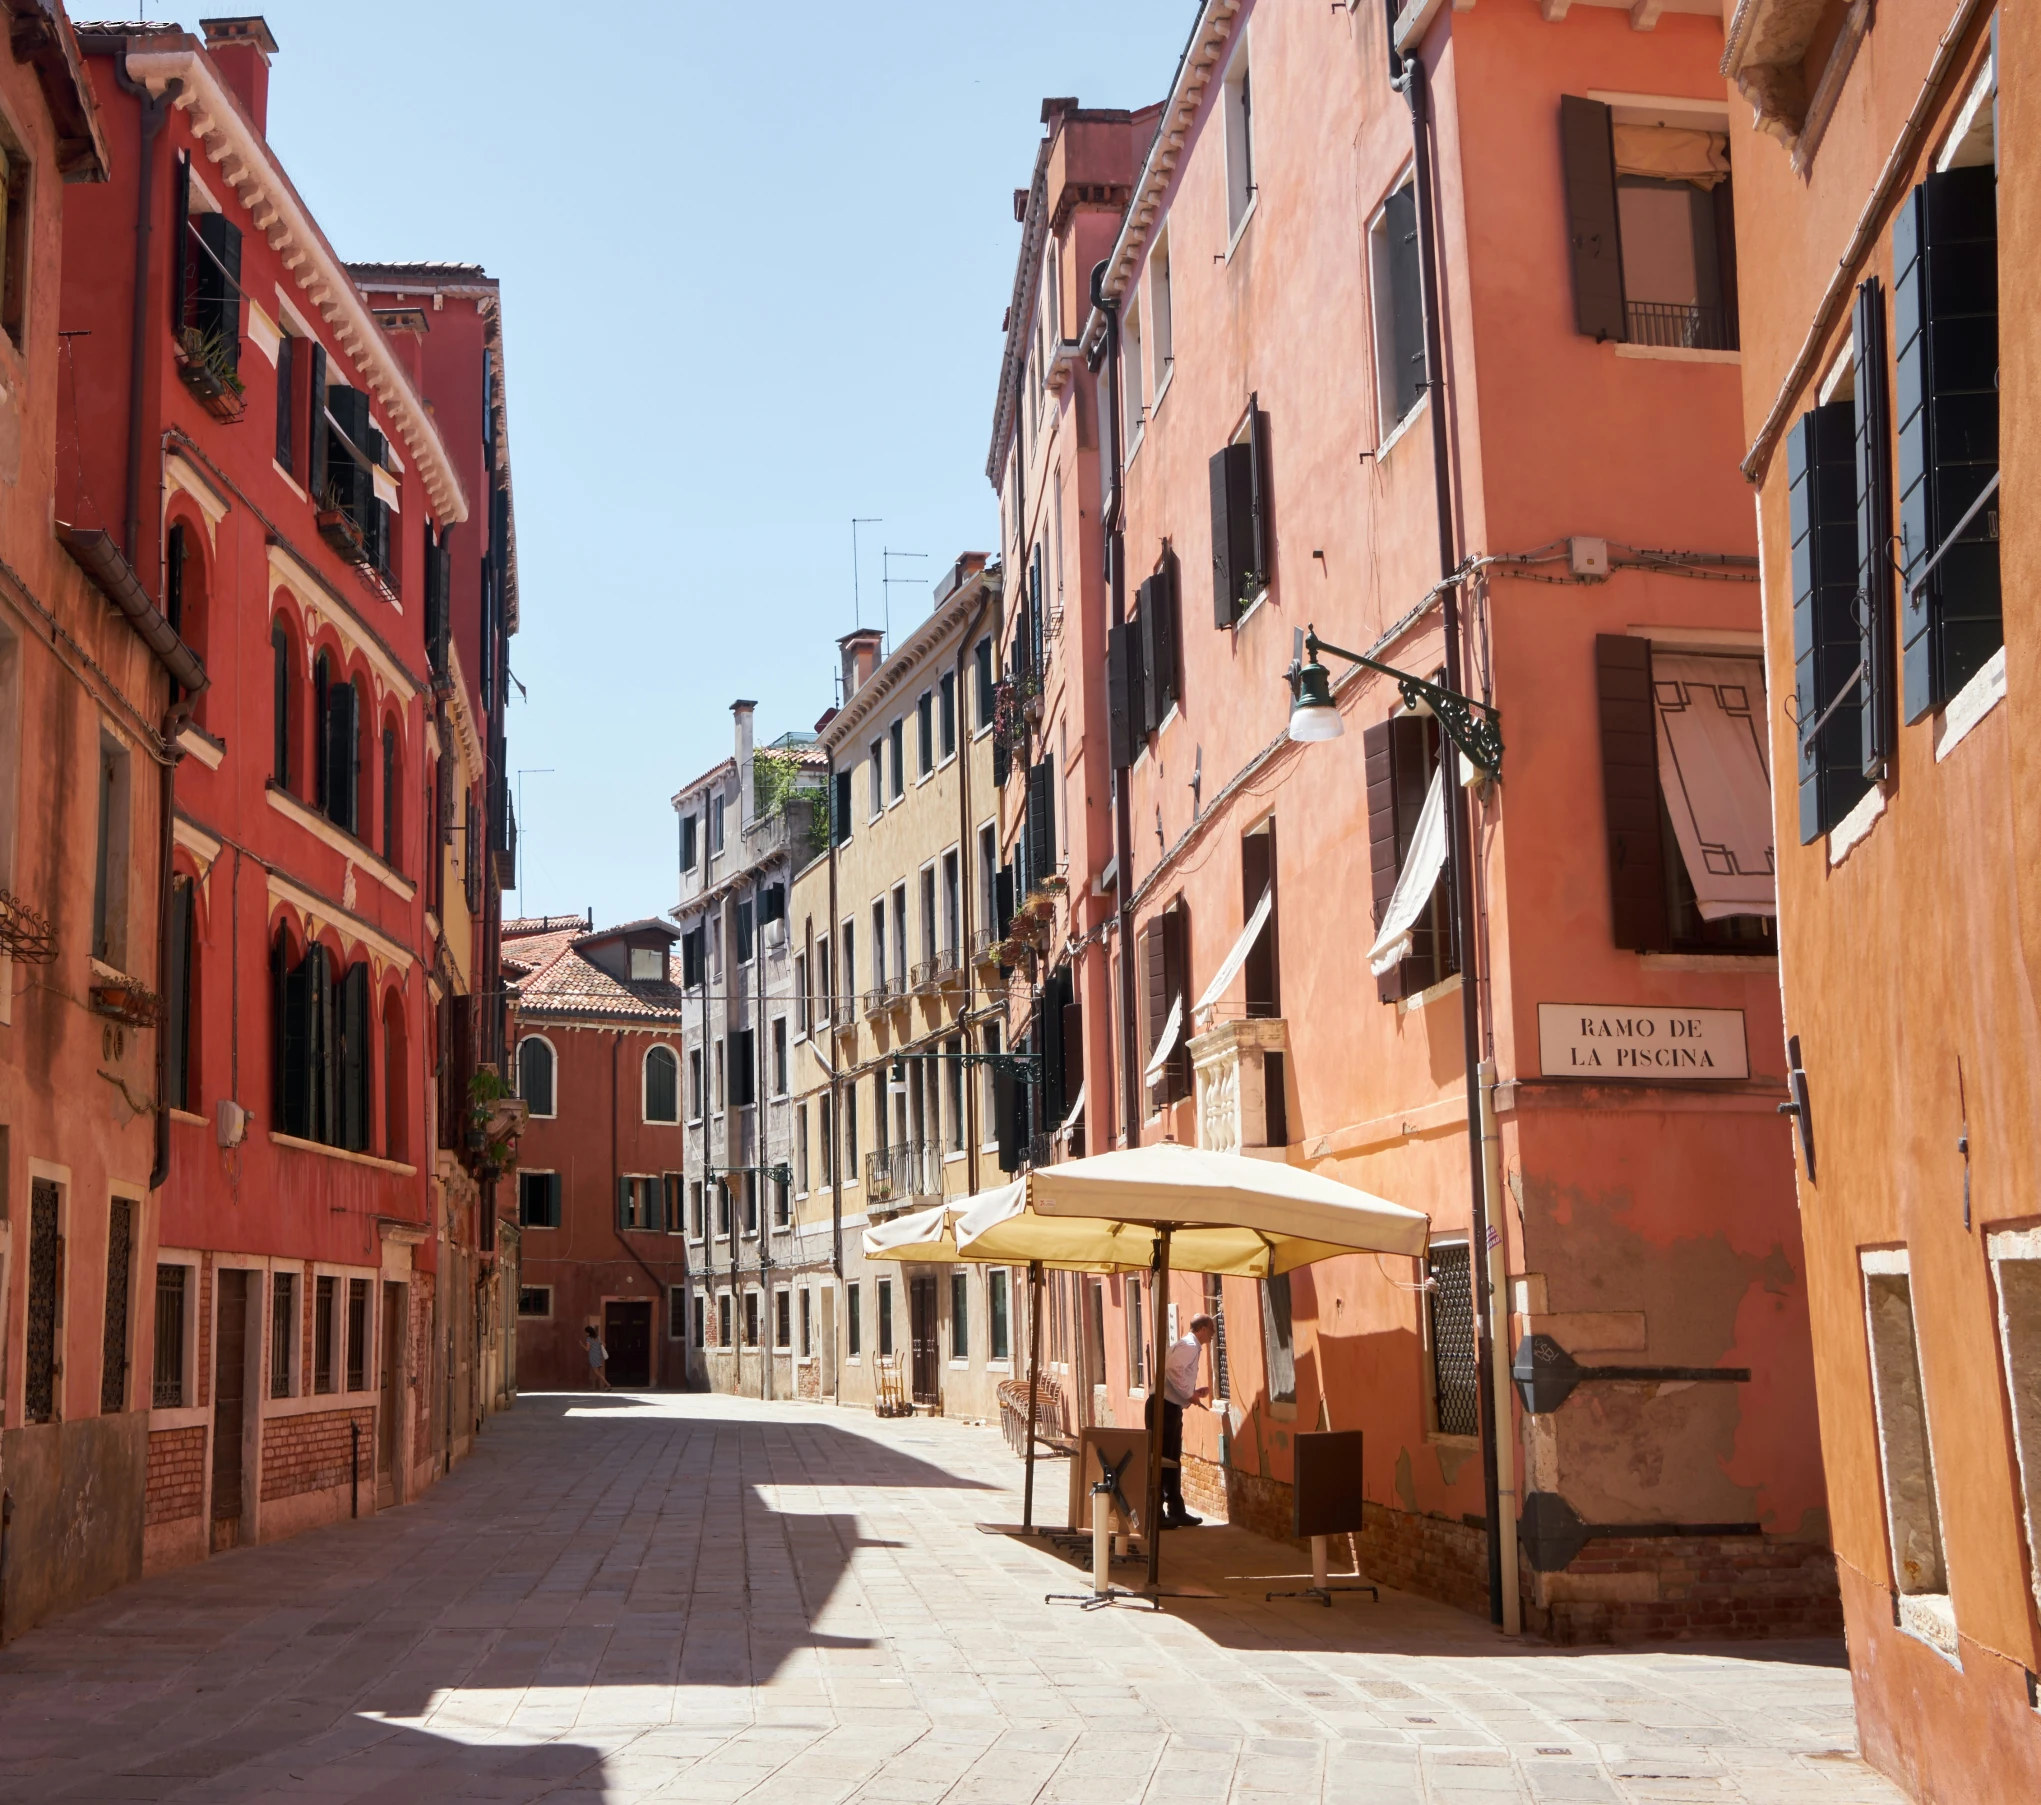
[1187,1015,1289,1155]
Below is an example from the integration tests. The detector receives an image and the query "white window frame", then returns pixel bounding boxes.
[518,1283,553,1320]
[641,1041,681,1125]
[1222,33,1257,248]
[516,1033,559,1120]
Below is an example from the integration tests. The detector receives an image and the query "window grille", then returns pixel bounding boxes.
[1427,1242,1479,1437]
[101,1198,135,1414]
[313,1275,336,1393]
[153,1264,188,1409]
[24,1179,59,1422]
[270,1270,295,1399]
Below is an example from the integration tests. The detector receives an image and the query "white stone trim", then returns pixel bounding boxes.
[1827,783,1887,867]
[1935,645,2006,763]
[1859,1247,1911,1276]
[265,868,415,976]
[266,541,421,714]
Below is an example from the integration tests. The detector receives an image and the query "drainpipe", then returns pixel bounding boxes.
[699,944,713,1385]
[756,874,771,1401]
[1402,51,1505,1627]
[151,709,190,1189]
[112,55,174,568]
[956,586,990,1195]
[1480,1059,1520,1633]
[824,752,842,1402]
[1095,261,1137,1153]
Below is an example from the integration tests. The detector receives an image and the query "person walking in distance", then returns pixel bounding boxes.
[585,1323,610,1391]
[1146,1312,1216,1529]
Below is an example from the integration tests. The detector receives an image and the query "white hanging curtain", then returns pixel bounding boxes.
[1058,1080,1086,1136]
[1142,995,1183,1085]
[1613,124,1730,189]
[1367,762,1448,977]
[1650,652,1776,920]
[1192,886,1273,1020]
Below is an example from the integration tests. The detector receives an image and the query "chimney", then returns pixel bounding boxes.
[731,699,756,829]
[201,17,278,135]
[837,628,883,701]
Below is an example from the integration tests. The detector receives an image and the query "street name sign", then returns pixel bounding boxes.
[1536,1004,1748,1080]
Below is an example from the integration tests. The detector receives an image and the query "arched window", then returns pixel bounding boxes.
[314,652,360,834]
[518,1035,555,1118]
[382,988,408,1160]
[381,715,401,867]
[644,1044,679,1123]
[166,522,208,723]
[271,618,292,789]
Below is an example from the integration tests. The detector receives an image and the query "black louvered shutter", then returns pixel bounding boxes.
[995,1062,1022,1173]
[275,333,295,470]
[1141,918,1167,1073]
[326,676,358,834]
[1560,96,1626,343]
[274,937,307,1137]
[1242,824,1279,1018]
[1209,443,1255,625]
[1363,721,1404,1003]
[993,731,1010,788]
[1894,165,2000,721]
[1136,574,1161,729]
[166,880,194,1112]
[1789,406,1868,841]
[1062,997,1085,1143]
[306,344,329,501]
[1247,406,1271,592]
[272,622,290,787]
[832,768,852,843]
[170,152,191,334]
[616,1175,631,1232]
[1593,636,1668,947]
[311,944,337,1146]
[1126,585,1149,739]
[1040,966,1070,1129]
[1153,546,1181,718]
[1163,902,1191,1102]
[1853,279,1895,780]
[192,214,242,364]
[1107,621,1134,768]
[338,961,370,1152]
[1027,759,1054,884]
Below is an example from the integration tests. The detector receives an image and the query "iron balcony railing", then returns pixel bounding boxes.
[1625,299,1738,353]
[971,926,997,965]
[910,958,941,994]
[865,1140,941,1209]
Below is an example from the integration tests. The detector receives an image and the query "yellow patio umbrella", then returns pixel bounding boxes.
[954,1143,1429,1598]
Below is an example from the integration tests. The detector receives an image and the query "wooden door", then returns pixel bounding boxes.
[211,1269,247,1551]
[604,1301,651,1389]
[377,1282,403,1507]
[909,1274,940,1406]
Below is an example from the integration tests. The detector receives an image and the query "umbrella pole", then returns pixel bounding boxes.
[1144,1226,1173,1593]
[1023,1260,1044,1530]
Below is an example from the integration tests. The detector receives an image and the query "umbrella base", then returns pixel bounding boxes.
[1045,1583,1164,1612]
[1265,1583,1380,1608]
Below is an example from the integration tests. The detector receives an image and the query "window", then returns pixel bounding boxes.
[669,1286,687,1341]
[938,672,957,758]
[776,1289,792,1349]
[794,952,809,1036]
[1426,1242,1478,1437]
[1259,1273,1297,1406]
[945,1037,965,1152]
[1559,97,1739,353]
[687,1046,703,1120]
[91,731,132,965]
[518,1286,551,1318]
[0,121,29,350]
[772,1018,787,1096]
[1863,1253,1953,1652]
[164,875,197,1113]
[744,1291,760,1347]
[313,1275,337,1392]
[847,1280,862,1357]
[1208,405,1269,626]
[681,925,705,989]
[312,655,361,836]
[974,637,995,729]
[800,1288,813,1358]
[870,899,886,994]
[381,723,400,868]
[947,1270,969,1361]
[989,1268,1010,1362]
[1595,640,1778,951]
[877,1277,894,1358]
[730,1028,756,1108]
[735,898,754,966]
[629,945,664,981]
[718,1292,732,1344]
[679,812,698,872]
[713,1037,724,1113]
[1123,301,1145,446]
[1109,549,1182,764]
[869,743,884,816]
[889,719,905,800]
[772,1165,789,1228]
[1362,715,1458,1000]
[978,823,998,938]
[517,1036,555,1117]
[177,160,243,374]
[689,1180,704,1238]
[1369,179,1424,434]
[1988,1233,2041,1630]
[1151,230,1174,386]
[831,767,853,845]
[518,1171,561,1229]
[345,1278,369,1392]
[742,1170,759,1235]
[693,1293,706,1348]
[1127,1275,1146,1390]
[710,794,726,853]
[1205,1274,1231,1400]
[795,1102,809,1193]
[273,938,374,1151]
[715,1178,732,1237]
[645,1045,679,1122]
[1140,899,1192,1108]
[917,691,935,776]
[819,1093,834,1186]
[271,619,292,790]
[270,1271,296,1399]
[844,1084,859,1173]
[617,1174,661,1232]
[153,1263,189,1408]
[1895,163,2000,722]
[1222,38,1255,236]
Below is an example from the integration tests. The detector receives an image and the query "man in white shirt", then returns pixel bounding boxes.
[1145,1313,1216,1529]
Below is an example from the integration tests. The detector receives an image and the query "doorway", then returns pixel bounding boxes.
[909,1273,940,1407]
[210,1269,248,1552]
[377,1281,404,1509]
[604,1301,652,1389]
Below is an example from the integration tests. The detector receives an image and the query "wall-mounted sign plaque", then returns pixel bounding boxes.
[1537,1004,1748,1080]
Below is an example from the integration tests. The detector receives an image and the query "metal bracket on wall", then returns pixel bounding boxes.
[1511,1333,1751,1415]
[1517,1491,1762,1574]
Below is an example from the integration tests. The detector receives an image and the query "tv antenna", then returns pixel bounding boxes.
[882,548,928,653]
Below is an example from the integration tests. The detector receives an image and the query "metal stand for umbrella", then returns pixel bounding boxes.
[1265,1536,1379,1608]
[977,1261,1060,1539]
[1047,1449,1158,1611]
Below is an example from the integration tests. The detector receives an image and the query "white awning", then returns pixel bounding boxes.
[1192,885,1273,1020]
[1613,124,1730,189]
[1368,762,1448,977]
[1058,1080,1086,1136]
[1142,995,1183,1084]
[1651,652,1776,921]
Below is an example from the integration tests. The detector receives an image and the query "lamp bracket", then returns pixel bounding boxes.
[1296,626,1504,776]
[892,1049,1042,1085]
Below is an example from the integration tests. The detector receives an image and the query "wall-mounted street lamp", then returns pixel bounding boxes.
[1284,625,1504,778]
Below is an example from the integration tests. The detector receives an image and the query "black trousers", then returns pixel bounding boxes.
[1144,1393,1185,1517]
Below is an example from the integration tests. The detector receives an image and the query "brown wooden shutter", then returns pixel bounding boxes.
[1248,403,1272,591]
[1560,96,1626,344]
[1142,918,1166,1062]
[1241,824,1279,1018]
[1594,634,1668,951]
[1853,278,1895,781]
[1107,621,1134,767]
[1164,900,1192,1103]
[1389,716,1442,984]
[1363,720,1406,1003]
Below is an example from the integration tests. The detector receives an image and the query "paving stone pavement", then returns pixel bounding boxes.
[0,1392,1905,1805]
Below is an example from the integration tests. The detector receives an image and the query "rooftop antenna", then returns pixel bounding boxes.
[851,517,880,629]
[514,767,554,915]
[882,548,929,653]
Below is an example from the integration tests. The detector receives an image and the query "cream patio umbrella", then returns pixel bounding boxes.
[954,1143,1428,1599]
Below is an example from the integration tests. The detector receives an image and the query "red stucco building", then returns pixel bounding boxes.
[504,916,695,1392]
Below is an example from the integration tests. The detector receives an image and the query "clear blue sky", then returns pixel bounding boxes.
[226,1,1191,928]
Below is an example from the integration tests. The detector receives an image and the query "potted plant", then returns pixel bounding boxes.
[174,325,246,420]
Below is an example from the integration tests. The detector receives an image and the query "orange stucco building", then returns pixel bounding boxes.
[1723,2,2040,1794]
[982,0,1833,1641]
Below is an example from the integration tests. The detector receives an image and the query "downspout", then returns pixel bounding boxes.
[113,55,174,568]
[1403,51,1507,1628]
[756,874,771,1401]
[699,949,712,1385]
[1095,261,1138,1154]
[956,588,990,1195]
[151,713,189,1189]
[825,754,841,1284]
